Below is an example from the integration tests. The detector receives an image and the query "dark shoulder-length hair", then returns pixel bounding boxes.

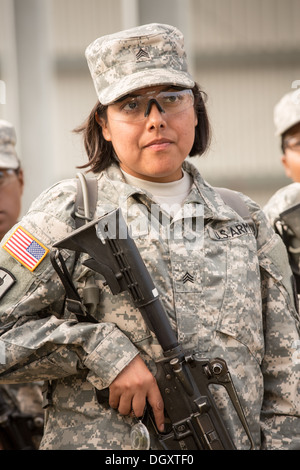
[74,82,211,174]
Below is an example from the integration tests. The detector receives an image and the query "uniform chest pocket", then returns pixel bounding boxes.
[204,234,264,362]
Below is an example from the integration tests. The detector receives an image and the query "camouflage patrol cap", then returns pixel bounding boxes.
[274,88,300,136]
[0,120,19,170]
[85,23,195,105]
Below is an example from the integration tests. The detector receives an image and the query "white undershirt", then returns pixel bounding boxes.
[121,169,193,216]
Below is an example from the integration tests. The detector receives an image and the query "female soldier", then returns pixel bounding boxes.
[0,23,299,450]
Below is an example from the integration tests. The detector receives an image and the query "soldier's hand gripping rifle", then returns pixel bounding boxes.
[53,208,254,450]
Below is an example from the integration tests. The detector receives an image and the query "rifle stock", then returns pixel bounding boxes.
[54,208,254,450]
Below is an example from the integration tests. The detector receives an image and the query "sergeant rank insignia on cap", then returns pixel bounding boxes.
[135,48,150,61]
[3,226,49,271]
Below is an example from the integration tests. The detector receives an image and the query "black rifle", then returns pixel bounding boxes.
[0,389,43,450]
[53,208,254,450]
[274,203,300,294]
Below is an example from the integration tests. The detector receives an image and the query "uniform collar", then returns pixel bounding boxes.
[182,161,233,222]
[95,164,148,216]
[97,162,235,222]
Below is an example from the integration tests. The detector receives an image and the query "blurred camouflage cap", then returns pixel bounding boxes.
[0,120,19,170]
[85,23,195,105]
[274,88,300,136]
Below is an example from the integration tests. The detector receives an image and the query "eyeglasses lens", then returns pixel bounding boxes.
[111,89,194,122]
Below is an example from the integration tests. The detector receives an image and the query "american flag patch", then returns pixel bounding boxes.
[3,226,49,271]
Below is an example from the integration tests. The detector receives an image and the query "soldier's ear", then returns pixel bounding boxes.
[17,168,24,195]
[96,112,112,142]
[281,154,292,178]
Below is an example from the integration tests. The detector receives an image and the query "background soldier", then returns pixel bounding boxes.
[264,88,300,221]
[0,120,24,241]
[263,89,300,297]
[0,120,43,450]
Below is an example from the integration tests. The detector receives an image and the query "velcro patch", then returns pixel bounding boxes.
[2,226,49,271]
[0,268,16,299]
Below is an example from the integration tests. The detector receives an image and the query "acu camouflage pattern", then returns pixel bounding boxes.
[0,120,20,170]
[264,183,300,228]
[85,23,195,106]
[0,383,43,416]
[264,183,300,291]
[0,162,299,449]
[0,383,43,449]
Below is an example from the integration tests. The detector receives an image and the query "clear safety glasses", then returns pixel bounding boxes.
[109,89,194,123]
[0,169,17,188]
[284,135,300,153]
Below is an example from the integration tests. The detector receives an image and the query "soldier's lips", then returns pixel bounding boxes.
[144,138,173,151]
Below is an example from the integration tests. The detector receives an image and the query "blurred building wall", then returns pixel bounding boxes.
[0,0,300,213]
[189,0,300,204]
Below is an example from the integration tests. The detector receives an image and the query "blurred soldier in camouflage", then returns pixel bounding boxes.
[0,120,43,449]
[275,88,300,183]
[0,120,24,241]
[263,89,300,295]
[0,24,299,450]
[264,87,300,224]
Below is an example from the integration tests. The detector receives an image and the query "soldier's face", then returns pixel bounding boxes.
[282,125,300,182]
[99,86,198,182]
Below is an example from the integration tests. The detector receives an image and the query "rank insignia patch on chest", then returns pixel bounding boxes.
[2,226,49,271]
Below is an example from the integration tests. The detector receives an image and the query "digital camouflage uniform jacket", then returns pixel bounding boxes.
[0,162,299,450]
[264,183,300,228]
